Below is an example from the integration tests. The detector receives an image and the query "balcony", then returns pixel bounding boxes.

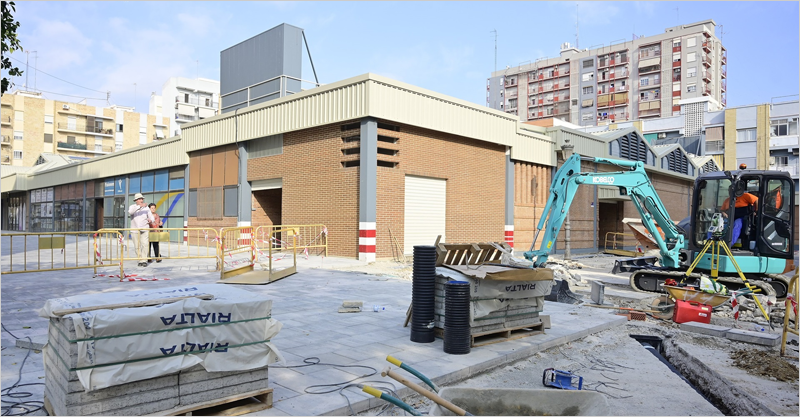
[773,164,798,177]
[672,90,681,97]
[722,97,727,107]
[504,79,518,87]
[672,60,681,68]
[702,70,712,82]
[702,41,712,53]
[555,82,570,91]
[1,115,10,125]
[1,135,10,146]
[702,54,712,67]
[597,112,629,122]
[721,50,727,64]
[175,96,218,108]
[638,50,661,60]
[1,154,9,164]
[56,122,114,136]
[721,67,727,78]
[57,141,113,154]
[706,141,725,153]
[507,90,518,98]
[638,108,661,118]
[175,113,198,122]
[672,45,681,53]
[672,74,681,82]
[638,65,661,76]
[721,79,727,91]
[672,105,681,112]
[702,84,712,96]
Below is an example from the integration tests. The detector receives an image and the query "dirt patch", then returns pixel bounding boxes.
[730,349,799,382]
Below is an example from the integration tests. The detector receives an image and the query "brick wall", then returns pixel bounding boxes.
[375,120,506,258]
[247,123,360,258]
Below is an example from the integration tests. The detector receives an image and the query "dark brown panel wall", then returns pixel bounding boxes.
[224,145,239,186]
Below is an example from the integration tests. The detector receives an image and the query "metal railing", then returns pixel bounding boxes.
[1,135,10,144]
[175,113,198,121]
[175,96,219,108]
[96,227,221,266]
[57,141,87,150]
[1,231,124,276]
[56,122,114,135]
[1,115,10,123]
[218,226,298,284]
[705,141,725,153]
[252,224,328,257]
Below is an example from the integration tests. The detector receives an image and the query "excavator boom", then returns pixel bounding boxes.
[523,153,685,268]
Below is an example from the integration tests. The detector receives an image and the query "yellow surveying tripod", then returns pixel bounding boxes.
[684,213,771,322]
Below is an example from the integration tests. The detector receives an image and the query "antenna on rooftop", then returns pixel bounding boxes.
[575,3,579,49]
[675,7,679,25]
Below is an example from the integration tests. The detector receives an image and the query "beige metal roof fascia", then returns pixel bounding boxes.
[1,173,24,193]
[24,137,188,190]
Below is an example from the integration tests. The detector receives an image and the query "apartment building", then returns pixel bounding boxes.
[1,90,170,168]
[488,19,727,127]
[149,77,220,137]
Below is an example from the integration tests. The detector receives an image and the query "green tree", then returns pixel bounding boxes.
[2,1,24,94]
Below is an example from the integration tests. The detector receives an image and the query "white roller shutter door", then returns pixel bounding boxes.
[404,175,446,254]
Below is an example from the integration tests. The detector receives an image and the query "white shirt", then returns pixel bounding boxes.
[128,203,155,229]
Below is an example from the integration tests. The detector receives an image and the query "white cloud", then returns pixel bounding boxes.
[22,19,93,73]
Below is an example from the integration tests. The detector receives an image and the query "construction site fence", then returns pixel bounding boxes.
[1,230,124,276]
[218,226,298,283]
[95,228,221,267]
[252,224,328,257]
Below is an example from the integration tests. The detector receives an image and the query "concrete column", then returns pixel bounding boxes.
[756,104,770,170]
[359,118,378,262]
[504,149,515,248]
[237,143,251,226]
[723,108,737,170]
[183,165,190,245]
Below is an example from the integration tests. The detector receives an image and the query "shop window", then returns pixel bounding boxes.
[141,171,154,193]
[223,186,238,217]
[154,169,169,191]
[128,174,141,194]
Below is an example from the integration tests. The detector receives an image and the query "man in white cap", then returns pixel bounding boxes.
[129,193,155,267]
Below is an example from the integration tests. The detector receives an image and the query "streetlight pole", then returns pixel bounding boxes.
[561,138,575,260]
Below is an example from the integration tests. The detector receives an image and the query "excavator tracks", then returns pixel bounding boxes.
[629,269,784,300]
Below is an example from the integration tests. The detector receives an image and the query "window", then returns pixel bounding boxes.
[582,59,594,68]
[687,52,696,63]
[773,156,789,166]
[771,118,798,136]
[687,37,696,48]
[67,135,76,143]
[673,40,681,47]
[205,98,211,107]
[582,86,594,95]
[13,150,22,160]
[223,186,238,217]
[44,133,53,143]
[116,124,123,132]
[95,144,103,152]
[673,53,681,62]
[184,93,189,103]
[640,78,650,86]
[508,98,517,108]
[736,128,756,142]
[687,84,697,93]
[582,72,594,82]
[13,131,22,140]
[44,115,53,124]
[687,67,696,78]
[581,99,594,108]
[14,110,23,121]
[571,99,578,106]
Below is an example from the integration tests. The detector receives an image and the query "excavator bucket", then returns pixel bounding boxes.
[611,256,659,274]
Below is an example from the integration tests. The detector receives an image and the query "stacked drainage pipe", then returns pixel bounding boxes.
[410,245,436,343]
[444,281,471,354]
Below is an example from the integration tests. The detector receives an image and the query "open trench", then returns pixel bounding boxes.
[632,333,779,416]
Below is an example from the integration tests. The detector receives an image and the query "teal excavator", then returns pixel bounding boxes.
[523,153,795,299]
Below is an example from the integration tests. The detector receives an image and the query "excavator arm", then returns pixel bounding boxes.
[523,153,685,269]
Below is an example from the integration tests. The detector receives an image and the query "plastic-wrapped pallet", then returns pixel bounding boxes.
[434,265,554,336]
[39,284,282,416]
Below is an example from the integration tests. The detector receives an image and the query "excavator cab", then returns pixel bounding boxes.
[689,170,795,272]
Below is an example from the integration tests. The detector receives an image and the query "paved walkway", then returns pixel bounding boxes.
[1,235,626,416]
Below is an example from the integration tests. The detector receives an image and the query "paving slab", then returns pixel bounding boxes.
[680,321,731,337]
[725,328,782,346]
[1,238,627,416]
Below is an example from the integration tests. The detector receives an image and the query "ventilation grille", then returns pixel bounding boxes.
[702,159,719,172]
[617,133,648,163]
[665,149,689,174]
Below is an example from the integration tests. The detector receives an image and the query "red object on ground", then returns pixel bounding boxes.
[672,299,712,324]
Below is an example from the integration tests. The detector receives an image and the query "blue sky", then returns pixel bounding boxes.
[6,1,799,112]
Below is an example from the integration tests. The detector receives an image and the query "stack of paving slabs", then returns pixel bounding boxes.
[39,284,282,416]
[434,265,554,335]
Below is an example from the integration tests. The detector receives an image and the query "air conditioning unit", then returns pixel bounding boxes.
[62,104,70,110]
[657,132,667,139]
[769,156,776,165]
